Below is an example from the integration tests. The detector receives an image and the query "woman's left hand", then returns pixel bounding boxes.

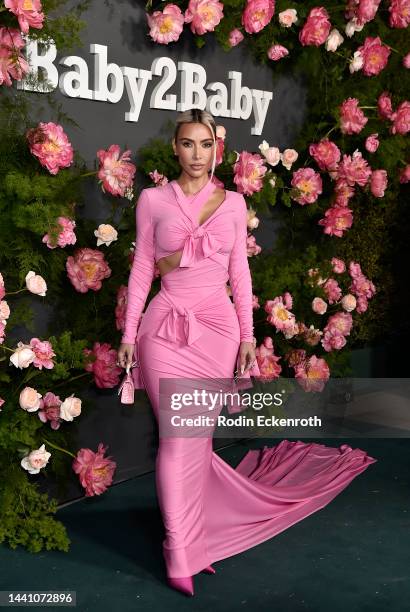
[237,340,256,376]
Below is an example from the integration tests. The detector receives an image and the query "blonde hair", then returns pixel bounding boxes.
[173,109,217,180]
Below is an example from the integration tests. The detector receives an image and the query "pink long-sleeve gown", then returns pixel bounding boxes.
[121,177,377,579]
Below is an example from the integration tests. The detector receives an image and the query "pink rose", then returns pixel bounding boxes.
[149,170,168,186]
[370,169,388,197]
[66,248,111,293]
[38,392,62,430]
[29,337,56,370]
[388,0,410,28]
[390,100,410,135]
[233,151,267,195]
[26,122,74,175]
[184,0,224,35]
[295,355,330,392]
[365,133,379,153]
[318,204,353,237]
[259,141,281,166]
[377,91,394,120]
[337,149,372,187]
[267,44,289,61]
[326,311,353,336]
[339,98,368,134]
[228,28,244,47]
[299,7,331,47]
[246,235,262,256]
[290,167,322,205]
[146,3,184,44]
[403,52,410,69]
[357,36,391,77]
[334,179,355,206]
[309,139,341,171]
[321,328,347,352]
[331,257,346,273]
[83,342,122,389]
[97,144,136,198]
[0,26,29,86]
[4,0,44,34]
[242,0,275,34]
[399,164,410,183]
[72,442,116,497]
[0,272,5,300]
[323,278,342,304]
[42,216,76,249]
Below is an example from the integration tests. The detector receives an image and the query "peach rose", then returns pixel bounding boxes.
[281,148,298,170]
[19,386,42,412]
[312,297,328,314]
[278,8,297,27]
[0,300,10,324]
[94,224,118,247]
[341,294,357,312]
[259,140,281,166]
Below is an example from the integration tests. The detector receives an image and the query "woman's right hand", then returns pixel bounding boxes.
[117,343,135,371]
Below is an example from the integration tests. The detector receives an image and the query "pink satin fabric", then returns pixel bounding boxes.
[122,178,377,578]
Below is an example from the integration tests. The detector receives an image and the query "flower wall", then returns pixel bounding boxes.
[0,0,408,551]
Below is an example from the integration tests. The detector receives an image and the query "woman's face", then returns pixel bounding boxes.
[172,122,215,179]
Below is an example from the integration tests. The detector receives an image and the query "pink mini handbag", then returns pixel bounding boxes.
[118,360,139,404]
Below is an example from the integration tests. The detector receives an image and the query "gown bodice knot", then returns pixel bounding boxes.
[179,226,221,267]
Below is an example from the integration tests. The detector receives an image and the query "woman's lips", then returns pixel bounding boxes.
[191,164,204,169]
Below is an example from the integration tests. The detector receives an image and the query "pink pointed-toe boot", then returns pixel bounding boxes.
[167,575,195,597]
[201,564,216,574]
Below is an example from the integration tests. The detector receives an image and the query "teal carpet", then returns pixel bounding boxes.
[1,439,409,612]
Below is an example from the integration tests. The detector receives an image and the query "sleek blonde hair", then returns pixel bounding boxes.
[173,109,217,180]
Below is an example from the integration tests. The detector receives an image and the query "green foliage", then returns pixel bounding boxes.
[0,463,70,552]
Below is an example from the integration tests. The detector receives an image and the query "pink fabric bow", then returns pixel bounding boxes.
[179,227,220,267]
[156,304,203,345]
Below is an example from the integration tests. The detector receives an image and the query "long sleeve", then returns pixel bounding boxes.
[228,194,254,342]
[121,189,155,344]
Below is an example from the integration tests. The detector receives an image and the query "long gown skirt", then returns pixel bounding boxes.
[134,259,377,579]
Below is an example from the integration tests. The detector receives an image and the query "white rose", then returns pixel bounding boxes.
[326,29,344,52]
[258,139,270,153]
[25,271,47,296]
[94,224,118,247]
[60,394,82,422]
[20,444,51,474]
[349,51,364,74]
[262,146,281,167]
[19,386,42,412]
[10,342,35,369]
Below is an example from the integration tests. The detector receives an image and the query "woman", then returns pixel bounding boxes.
[117,109,377,597]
